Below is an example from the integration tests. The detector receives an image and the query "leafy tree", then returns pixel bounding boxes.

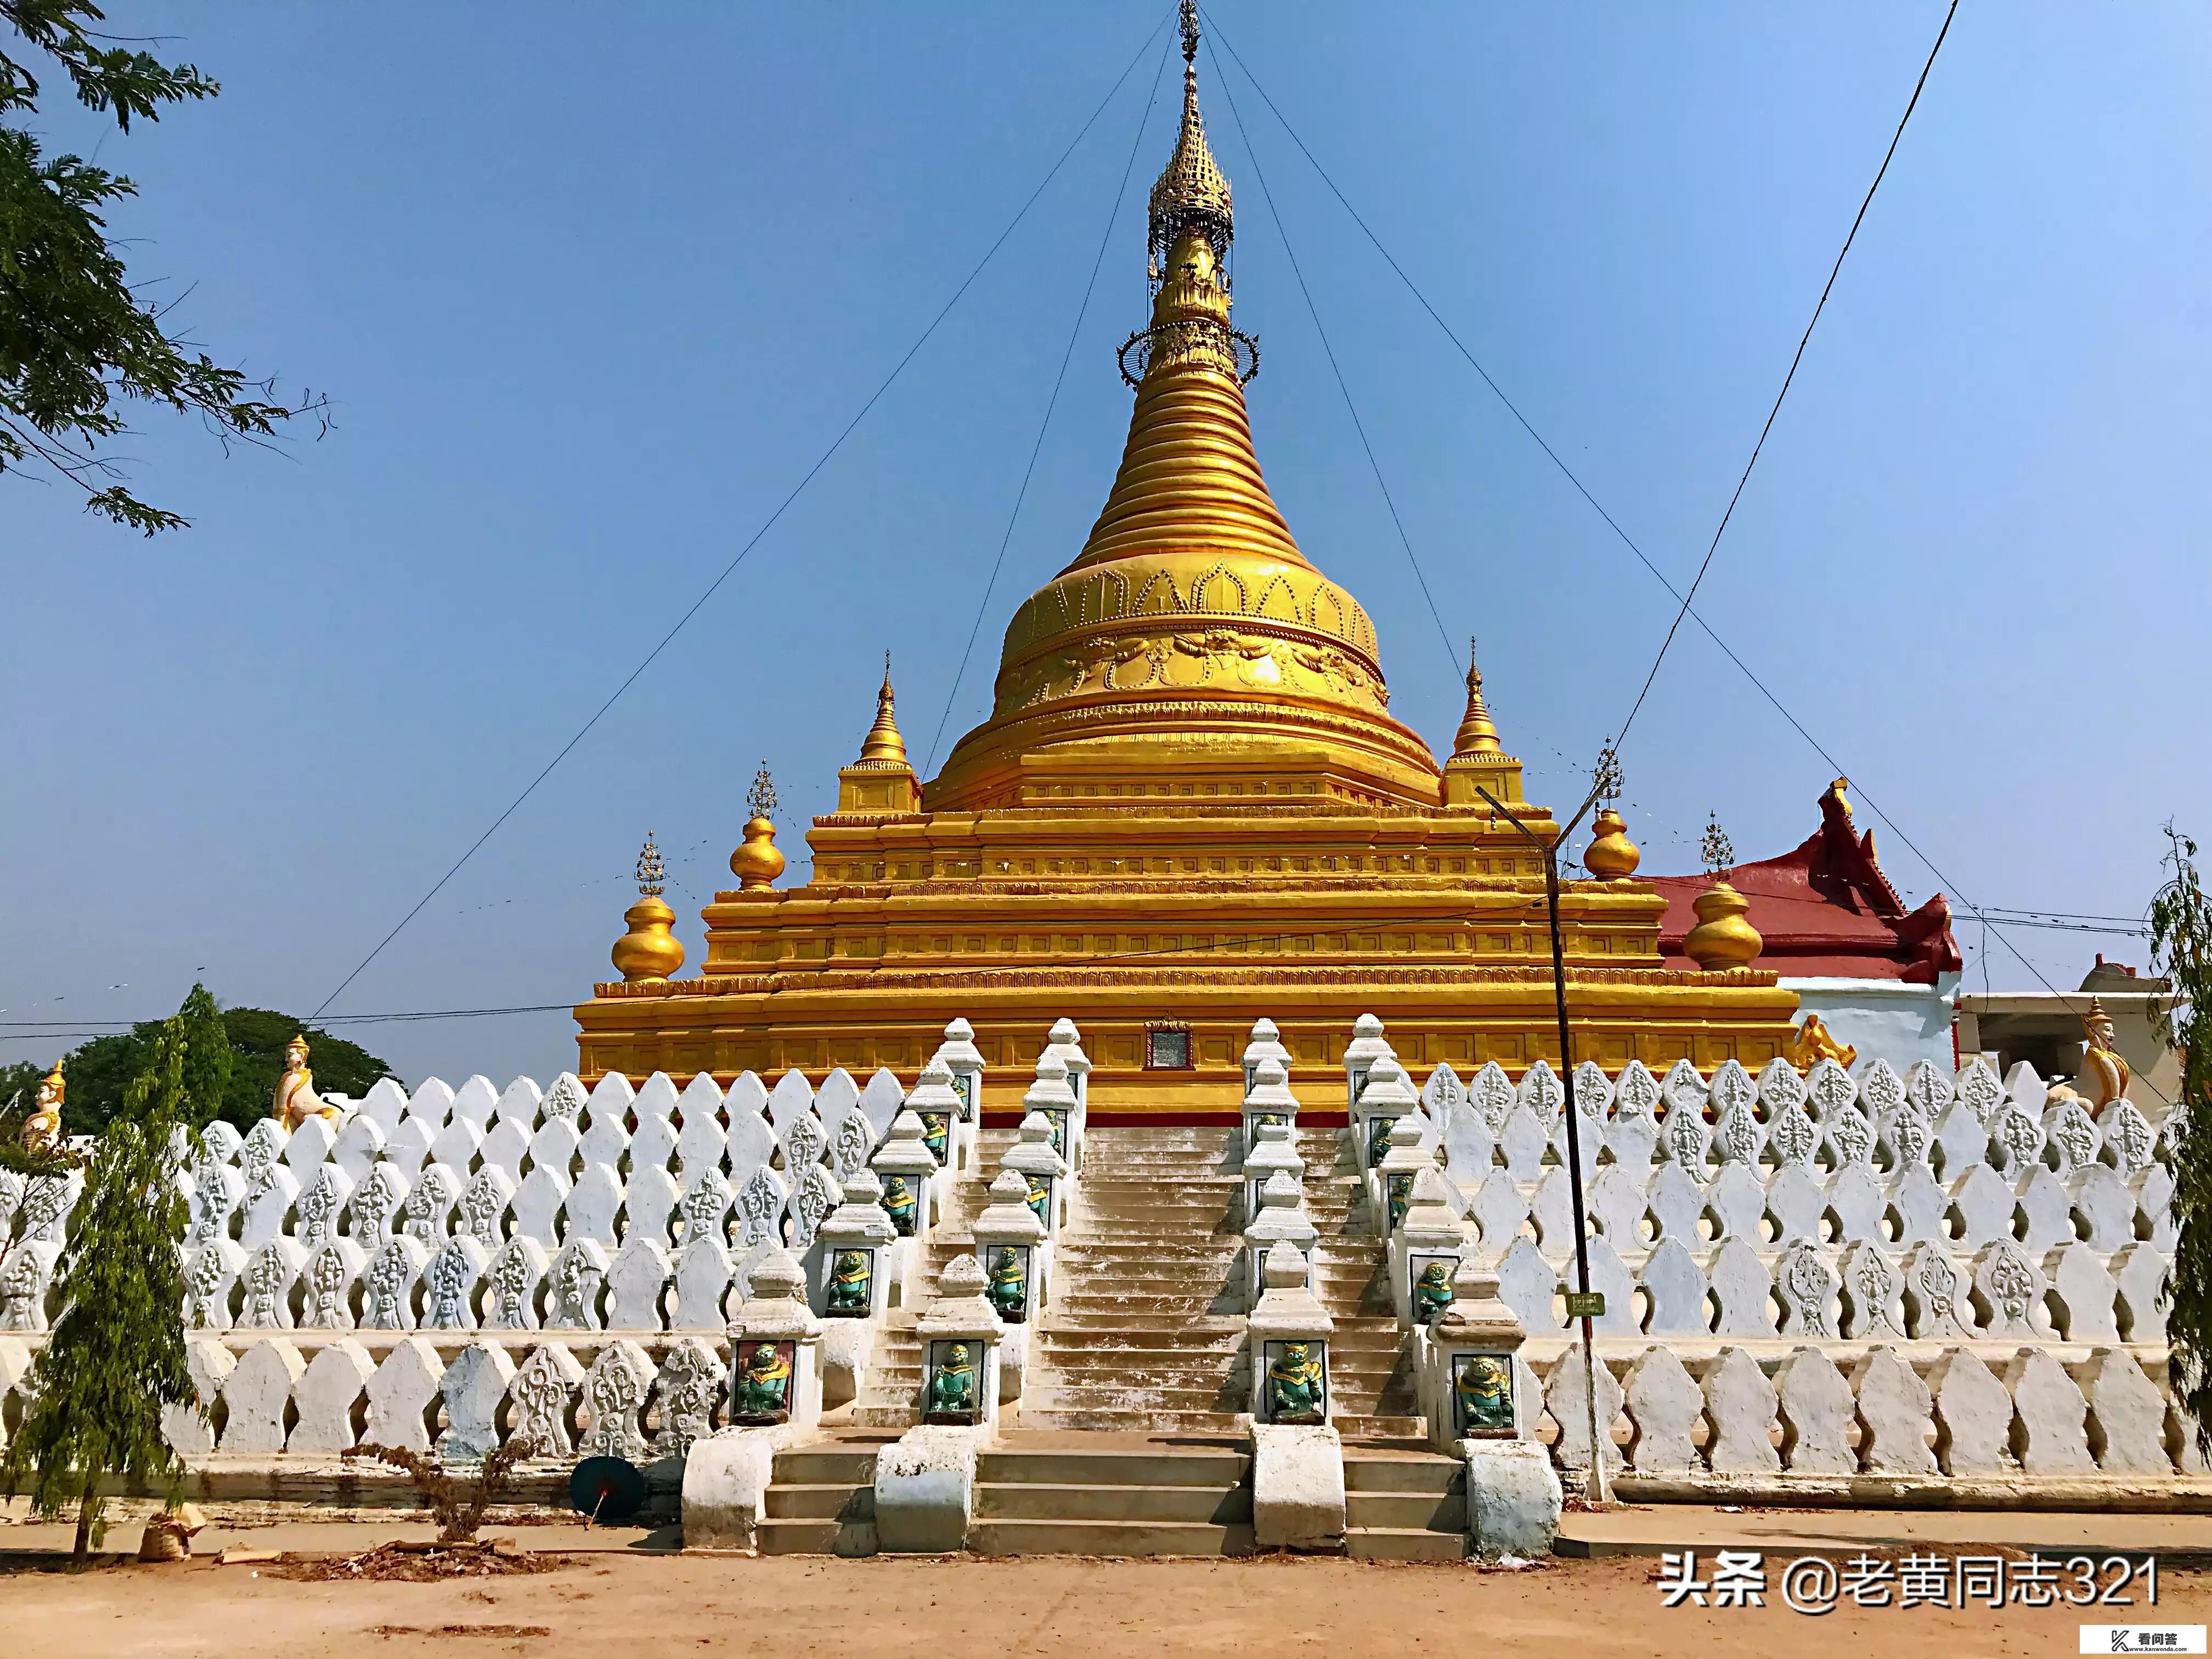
[2,0,326,532]
[2,1009,194,1560]
[2151,823,2212,1455]
[37,990,394,1136]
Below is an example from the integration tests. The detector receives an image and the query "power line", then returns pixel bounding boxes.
[1609,0,1959,752]
[1201,32,1459,675]
[304,7,1178,1024]
[922,27,1178,776]
[1200,13,2171,1101]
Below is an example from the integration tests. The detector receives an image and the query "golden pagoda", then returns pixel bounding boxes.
[575,20,1802,1113]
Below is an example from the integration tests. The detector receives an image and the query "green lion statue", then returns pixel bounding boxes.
[826,1249,871,1316]
[927,1341,976,1421]
[1266,1341,1325,1424]
[1413,1260,1454,1323]
[1455,1354,1514,1434]
[987,1246,1027,1321]
[730,1342,792,1423]
[884,1175,918,1237]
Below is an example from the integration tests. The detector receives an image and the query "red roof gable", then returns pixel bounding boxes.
[1645,780,1962,984]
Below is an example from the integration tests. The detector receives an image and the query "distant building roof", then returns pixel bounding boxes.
[1646,778,1963,984]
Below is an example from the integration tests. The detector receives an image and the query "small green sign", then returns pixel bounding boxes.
[1563,1290,1606,1321]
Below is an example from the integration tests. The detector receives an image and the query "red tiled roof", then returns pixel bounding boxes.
[1645,781,1962,985]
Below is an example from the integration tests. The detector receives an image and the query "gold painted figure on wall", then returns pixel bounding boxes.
[20,1060,63,1155]
[272,1034,343,1130]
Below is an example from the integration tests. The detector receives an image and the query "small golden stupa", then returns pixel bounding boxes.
[575,20,1800,1111]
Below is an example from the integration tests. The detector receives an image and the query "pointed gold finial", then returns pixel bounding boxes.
[1451,636,1503,758]
[857,652,911,768]
[1149,0,1232,284]
[732,761,787,890]
[614,831,685,983]
[1685,812,1760,970]
[635,830,667,898]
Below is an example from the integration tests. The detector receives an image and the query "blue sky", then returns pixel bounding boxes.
[5,3,2207,1086]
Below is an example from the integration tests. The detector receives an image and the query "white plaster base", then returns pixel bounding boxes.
[1463,1439,1561,1559]
[818,1319,872,1409]
[680,1424,795,1551]
[873,1424,989,1554]
[1251,1423,1345,1551]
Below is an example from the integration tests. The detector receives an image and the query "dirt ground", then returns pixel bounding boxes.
[0,1551,2203,1658]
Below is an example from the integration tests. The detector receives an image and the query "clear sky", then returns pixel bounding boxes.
[6,3,2207,1087]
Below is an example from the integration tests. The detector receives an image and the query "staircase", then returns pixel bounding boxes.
[850,1128,1015,1429]
[973,1436,1254,1556]
[1017,1125,1250,1431]
[1299,1125,1425,1443]
[1342,1446,1467,1561]
[758,1442,883,1556]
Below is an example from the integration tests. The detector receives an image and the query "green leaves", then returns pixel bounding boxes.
[2151,822,2212,1460]
[1,1,323,534]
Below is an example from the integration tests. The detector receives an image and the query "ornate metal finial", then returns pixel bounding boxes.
[747,761,778,822]
[1148,8,1233,286]
[635,832,666,898]
[1592,744,1622,806]
[1700,811,1735,878]
[1180,0,1200,65]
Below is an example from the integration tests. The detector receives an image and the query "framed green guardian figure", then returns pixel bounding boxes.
[923,1339,981,1425]
[1262,1339,1328,1426]
[728,1340,795,1426]
[985,1243,1031,1323]
[1449,1351,1516,1438]
[825,1248,875,1318]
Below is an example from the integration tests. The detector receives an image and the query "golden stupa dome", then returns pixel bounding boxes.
[925,24,1440,812]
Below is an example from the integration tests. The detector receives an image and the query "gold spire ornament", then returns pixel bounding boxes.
[1684,812,1761,970]
[1149,0,1232,282]
[731,764,788,890]
[1583,809,1641,879]
[1451,637,1503,758]
[20,1058,64,1154]
[613,831,686,983]
[858,653,910,767]
[838,658,924,813]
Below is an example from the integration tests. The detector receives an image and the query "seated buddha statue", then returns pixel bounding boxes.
[825,1250,872,1316]
[927,1342,976,1421]
[986,1246,1027,1321]
[1454,1355,1514,1434]
[883,1175,918,1237]
[272,1034,344,1130]
[1266,1342,1325,1424]
[2079,996,2133,1115]
[919,1111,950,1165]
[1413,1261,1454,1324]
[19,1060,64,1155]
[730,1342,792,1423]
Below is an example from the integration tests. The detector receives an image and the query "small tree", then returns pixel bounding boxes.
[1,1012,193,1560]
[2150,823,2212,1455]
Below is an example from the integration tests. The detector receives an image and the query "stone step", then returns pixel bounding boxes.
[975,1448,1250,1487]
[758,1517,864,1555]
[1021,1384,1244,1412]
[1345,1489,1466,1530]
[1341,1452,1463,1492]
[1012,1408,1248,1434]
[1330,1414,1428,1441]
[972,1517,1257,1558]
[771,1447,882,1485]
[765,1482,876,1521]
[1346,1527,1466,1562]
[849,1403,916,1429]
[978,1482,1253,1525]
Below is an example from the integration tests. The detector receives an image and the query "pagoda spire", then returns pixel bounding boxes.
[856,651,910,767]
[1451,637,1503,757]
[1149,0,1233,283]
